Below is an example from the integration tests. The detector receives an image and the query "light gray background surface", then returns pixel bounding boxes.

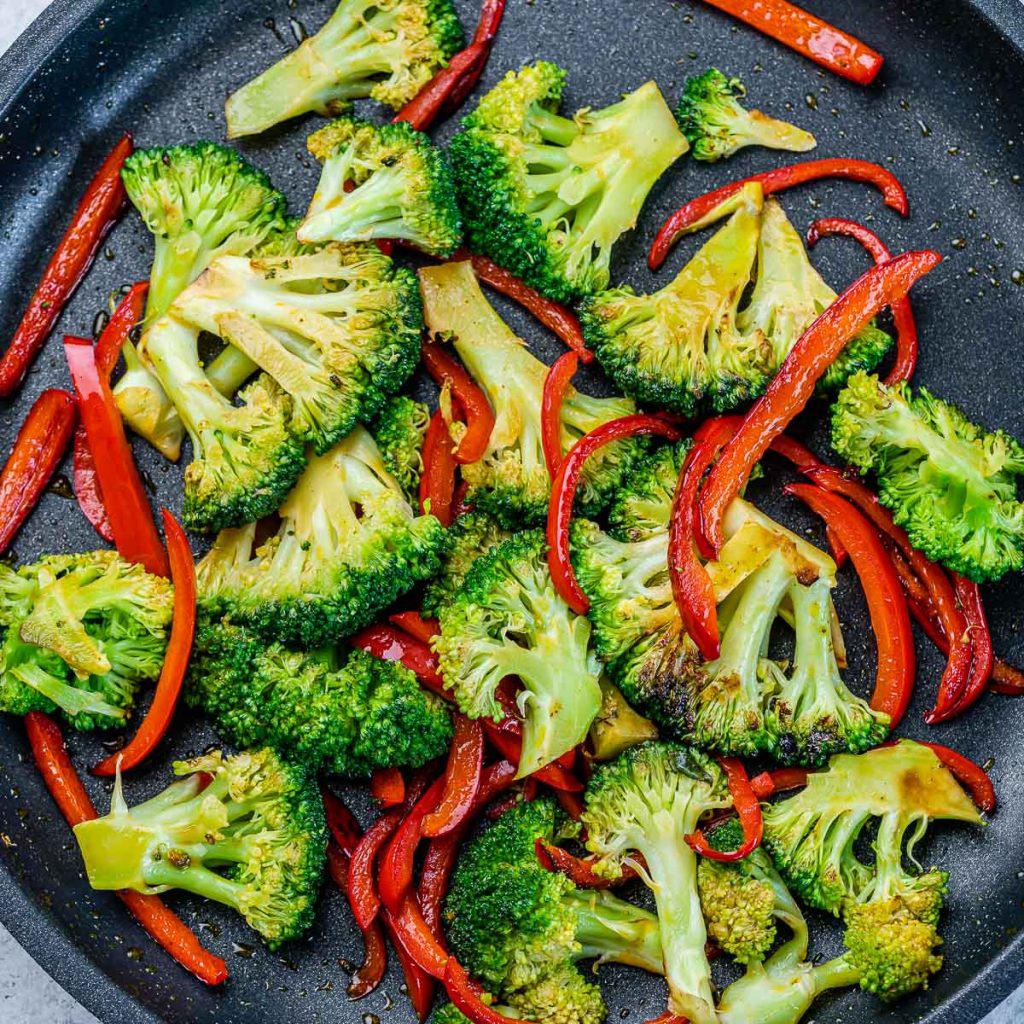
[0,1,1021,1022]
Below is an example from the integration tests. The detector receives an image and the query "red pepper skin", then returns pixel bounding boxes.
[438,0,507,118]
[548,415,682,614]
[991,659,1024,695]
[422,343,496,465]
[390,894,450,980]
[351,623,449,699]
[749,767,809,800]
[348,810,402,931]
[686,758,763,861]
[698,0,883,85]
[928,577,993,723]
[64,336,169,577]
[96,281,148,378]
[420,409,458,527]
[24,711,228,985]
[0,389,76,557]
[386,907,439,1021]
[394,44,487,131]
[444,958,533,1024]
[534,840,641,888]
[786,483,914,726]
[0,135,132,397]
[371,767,407,809]
[698,252,941,556]
[322,787,363,857]
[541,351,579,480]
[650,159,909,271]
[917,741,996,813]
[73,425,114,544]
[390,611,441,644]
[93,511,195,775]
[379,777,447,914]
[423,715,484,837]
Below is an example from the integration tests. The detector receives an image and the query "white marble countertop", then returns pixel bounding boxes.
[0,2,1022,1022]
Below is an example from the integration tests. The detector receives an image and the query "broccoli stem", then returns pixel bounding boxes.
[205,345,259,397]
[303,162,414,244]
[570,890,664,974]
[148,235,207,322]
[10,663,127,721]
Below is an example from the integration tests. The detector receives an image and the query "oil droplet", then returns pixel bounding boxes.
[918,120,931,137]
[289,17,308,43]
[805,93,818,110]
[233,942,257,958]
[1011,270,1023,286]
[1012,174,1021,186]
[263,17,285,44]
[983,756,996,771]
[947,145,961,156]
[951,238,967,251]
[46,475,74,500]
[127,947,144,961]
[968,208,978,219]
[619,1010,631,1020]
[363,1014,380,1024]
[928,220,941,232]
[92,310,110,339]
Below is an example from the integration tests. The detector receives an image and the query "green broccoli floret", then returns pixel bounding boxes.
[369,395,431,504]
[225,0,465,137]
[582,742,729,1024]
[676,69,817,163]
[187,620,452,776]
[831,371,1024,582]
[0,552,173,731]
[301,117,462,257]
[197,425,447,648]
[446,798,663,1024]
[434,531,601,778]
[73,748,326,949]
[171,242,423,456]
[420,261,646,526]
[450,62,688,302]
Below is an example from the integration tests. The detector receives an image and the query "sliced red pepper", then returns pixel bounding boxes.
[786,483,914,725]
[698,0,883,85]
[96,281,148,378]
[697,252,941,556]
[541,351,579,479]
[749,767,809,800]
[321,787,363,857]
[929,577,993,723]
[438,0,507,118]
[991,659,1024,695]
[423,715,485,837]
[394,43,488,132]
[548,415,682,614]
[389,611,441,644]
[73,426,114,544]
[650,159,910,271]
[64,336,168,577]
[348,810,403,931]
[556,788,585,821]
[0,135,132,397]
[379,777,446,914]
[421,408,459,527]
[390,894,450,980]
[535,840,641,888]
[386,906,439,1021]
[445,957,535,1024]
[422,343,496,465]
[686,758,763,861]
[371,767,407,809]
[351,623,449,699]
[0,389,76,557]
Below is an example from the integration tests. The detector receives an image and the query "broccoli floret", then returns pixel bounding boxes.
[450,63,688,302]
[421,512,511,619]
[434,531,601,777]
[197,425,447,648]
[582,742,729,1024]
[369,395,431,504]
[187,620,452,776]
[301,117,462,257]
[225,0,465,137]
[0,553,172,731]
[831,371,1024,582]
[73,748,326,949]
[677,69,817,163]
[171,242,423,455]
[420,261,646,526]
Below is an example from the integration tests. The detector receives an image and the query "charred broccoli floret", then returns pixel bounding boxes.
[831,371,1024,582]
[370,395,431,504]
[74,748,326,949]
[0,552,173,731]
[197,426,447,648]
[434,531,601,777]
[225,0,464,137]
[301,117,462,256]
[450,62,688,302]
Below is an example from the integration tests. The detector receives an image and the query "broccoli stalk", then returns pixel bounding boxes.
[301,117,462,256]
[73,748,326,949]
[450,62,688,301]
[225,0,465,138]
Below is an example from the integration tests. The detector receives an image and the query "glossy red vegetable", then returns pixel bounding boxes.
[0,134,132,397]
[389,611,441,644]
[786,483,914,726]
[64,336,169,577]
[686,758,763,861]
[991,659,1024,695]
[650,159,909,270]
[439,0,507,118]
[423,715,484,837]
[351,623,448,699]
[535,840,640,889]
[697,252,942,556]
[749,767,809,800]
[422,343,496,465]
[24,711,228,985]
[322,787,363,857]
[541,351,579,479]
[348,810,402,931]
[371,767,406,809]
[390,894,450,979]
[379,777,446,914]
[930,577,993,723]
[548,415,682,614]
[421,408,459,527]
[73,425,114,544]
[394,43,487,131]
[386,910,438,1021]
[698,0,883,84]
[96,281,148,378]
[444,957,532,1024]
[0,389,76,557]
[480,720,584,792]
[918,741,996,813]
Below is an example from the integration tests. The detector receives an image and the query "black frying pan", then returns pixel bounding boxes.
[2,1,1024,1021]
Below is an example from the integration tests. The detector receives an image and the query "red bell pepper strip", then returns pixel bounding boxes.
[389,611,441,644]
[386,907,439,1021]
[928,577,993,723]
[421,409,459,527]
[379,777,447,914]
[371,767,407,809]
[423,715,485,837]
[93,511,195,776]
[686,758,763,861]
[348,810,403,931]
[351,623,449,699]
[73,426,114,544]
[698,0,883,85]
[394,44,487,132]
[697,252,942,556]
[786,483,914,725]
[64,336,169,577]
[749,767,809,800]
[542,351,579,479]
[0,389,76,557]
[438,0,507,119]
[548,415,683,614]
[24,711,228,985]
[556,788,585,821]
[96,281,148,378]
[0,135,132,397]
[535,840,642,889]
[322,787,363,857]
[390,894,450,980]
[422,343,496,465]
[445,957,534,1024]
[650,159,910,271]
[917,741,996,813]
[991,659,1024,695]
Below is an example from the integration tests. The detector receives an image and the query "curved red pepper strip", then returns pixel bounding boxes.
[348,810,402,931]
[444,958,533,1024]
[698,0,883,85]
[389,611,441,644]
[786,483,914,725]
[423,715,485,837]
[0,389,76,557]
[481,719,584,792]
[379,777,447,914]
[535,840,641,889]
[541,351,579,479]
[649,159,910,271]
[394,44,487,132]
[548,415,683,614]
[386,907,439,1022]
[93,510,195,776]
[73,426,114,544]
[556,789,585,821]
[438,0,507,119]
[749,767,810,800]
[64,336,169,577]
[807,218,918,385]
[686,758,763,861]
[97,281,149,378]
[25,711,228,985]
[930,577,993,723]
[390,894,451,980]
[420,408,459,527]
[991,659,1024,694]
[698,252,942,556]
[918,741,996,813]
[0,135,132,398]
[422,343,496,465]
[371,767,407,809]
[322,787,363,857]
[351,623,449,699]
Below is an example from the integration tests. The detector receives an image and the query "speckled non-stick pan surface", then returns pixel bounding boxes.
[1,1,1024,1021]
